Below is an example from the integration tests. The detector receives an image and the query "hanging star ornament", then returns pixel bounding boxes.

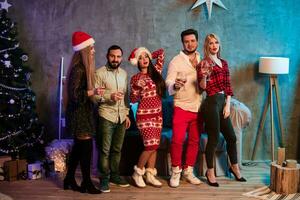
[191,0,227,19]
[0,0,12,12]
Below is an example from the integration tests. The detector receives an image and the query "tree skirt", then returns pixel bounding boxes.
[243,186,300,200]
[0,192,13,200]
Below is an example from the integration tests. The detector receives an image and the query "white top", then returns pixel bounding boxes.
[166,51,203,112]
[209,54,222,68]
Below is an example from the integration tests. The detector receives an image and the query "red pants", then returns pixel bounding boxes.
[170,107,203,168]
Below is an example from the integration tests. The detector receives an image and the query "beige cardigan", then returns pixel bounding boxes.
[94,65,129,123]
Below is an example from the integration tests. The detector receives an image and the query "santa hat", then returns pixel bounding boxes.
[72,31,95,51]
[128,47,152,66]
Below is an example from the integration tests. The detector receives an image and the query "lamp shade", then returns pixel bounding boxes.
[259,57,289,74]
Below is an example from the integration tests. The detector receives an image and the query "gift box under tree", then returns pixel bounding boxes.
[0,156,12,181]
[28,162,42,180]
[4,159,27,181]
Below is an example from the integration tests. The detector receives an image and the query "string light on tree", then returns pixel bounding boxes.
[9,98,14,104]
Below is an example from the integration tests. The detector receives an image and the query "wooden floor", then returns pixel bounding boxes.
[0,161,270,200]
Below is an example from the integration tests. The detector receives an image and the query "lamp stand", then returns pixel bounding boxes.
[251,75,285,161]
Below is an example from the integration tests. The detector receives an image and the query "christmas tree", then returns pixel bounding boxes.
[0,10,44,159]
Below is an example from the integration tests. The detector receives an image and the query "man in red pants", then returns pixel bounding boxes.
[165,29,204,188]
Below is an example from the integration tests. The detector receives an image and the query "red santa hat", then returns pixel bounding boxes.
[128,47,152,66]
[72,31,95,51]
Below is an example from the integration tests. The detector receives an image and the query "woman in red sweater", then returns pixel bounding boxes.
[128,47,166,188]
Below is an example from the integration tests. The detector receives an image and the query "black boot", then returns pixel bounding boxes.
[63,139,81,191]
[79,139,101,194]
[80,180,101,194]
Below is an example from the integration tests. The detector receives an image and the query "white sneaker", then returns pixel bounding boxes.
[183,166,202,185]
[145,168,162,187]
[132,165,146,188]
[170,166,182,188]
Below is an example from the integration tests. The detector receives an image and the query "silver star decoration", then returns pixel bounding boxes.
[191,0,227,19]
[0,0,12,12]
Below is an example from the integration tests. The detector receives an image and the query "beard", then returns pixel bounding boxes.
[184,48,197,54]
[108,61,121,69]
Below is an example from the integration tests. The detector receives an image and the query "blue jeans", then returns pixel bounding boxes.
[96,117,126,180]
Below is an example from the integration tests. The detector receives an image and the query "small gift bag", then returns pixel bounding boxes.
[42,159,55,178]
[28,162,42,180]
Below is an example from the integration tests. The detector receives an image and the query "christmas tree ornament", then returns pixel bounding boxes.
[8,99,14,104]
[4,60,11,68]
[21,54,28,61]
[26,73,31,81]
[4,53,9,58]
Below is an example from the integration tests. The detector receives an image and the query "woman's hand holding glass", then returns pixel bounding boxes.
[94,86,105,96]
[88,86,105,97]
[200,60,213,81]
[137,78,146,88]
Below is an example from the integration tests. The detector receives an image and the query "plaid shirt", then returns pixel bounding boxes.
[197,58,234,97]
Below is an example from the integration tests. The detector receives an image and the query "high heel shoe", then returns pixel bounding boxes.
[63,178,81,191]
[229,168,247,182]
[205,172,219,187]
[80,181,101,194]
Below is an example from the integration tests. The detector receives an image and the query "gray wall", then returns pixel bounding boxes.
[9,0,300,160]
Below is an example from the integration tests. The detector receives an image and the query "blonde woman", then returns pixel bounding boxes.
[197,33,246,187]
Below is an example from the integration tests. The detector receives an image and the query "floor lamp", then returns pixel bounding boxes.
[251,57,289,161]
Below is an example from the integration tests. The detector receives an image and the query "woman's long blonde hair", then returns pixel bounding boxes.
[203,33,221,59]
[65,45,95,105]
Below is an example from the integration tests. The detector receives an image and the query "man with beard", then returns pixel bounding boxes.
[166,29,204,188]
[94,45,131,193]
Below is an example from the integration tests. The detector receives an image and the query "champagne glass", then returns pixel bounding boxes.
[116,87,126,103]
[137,78,146,88]
[202,60,213,81]
[176,71,187,90]
[95,81,106,96]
